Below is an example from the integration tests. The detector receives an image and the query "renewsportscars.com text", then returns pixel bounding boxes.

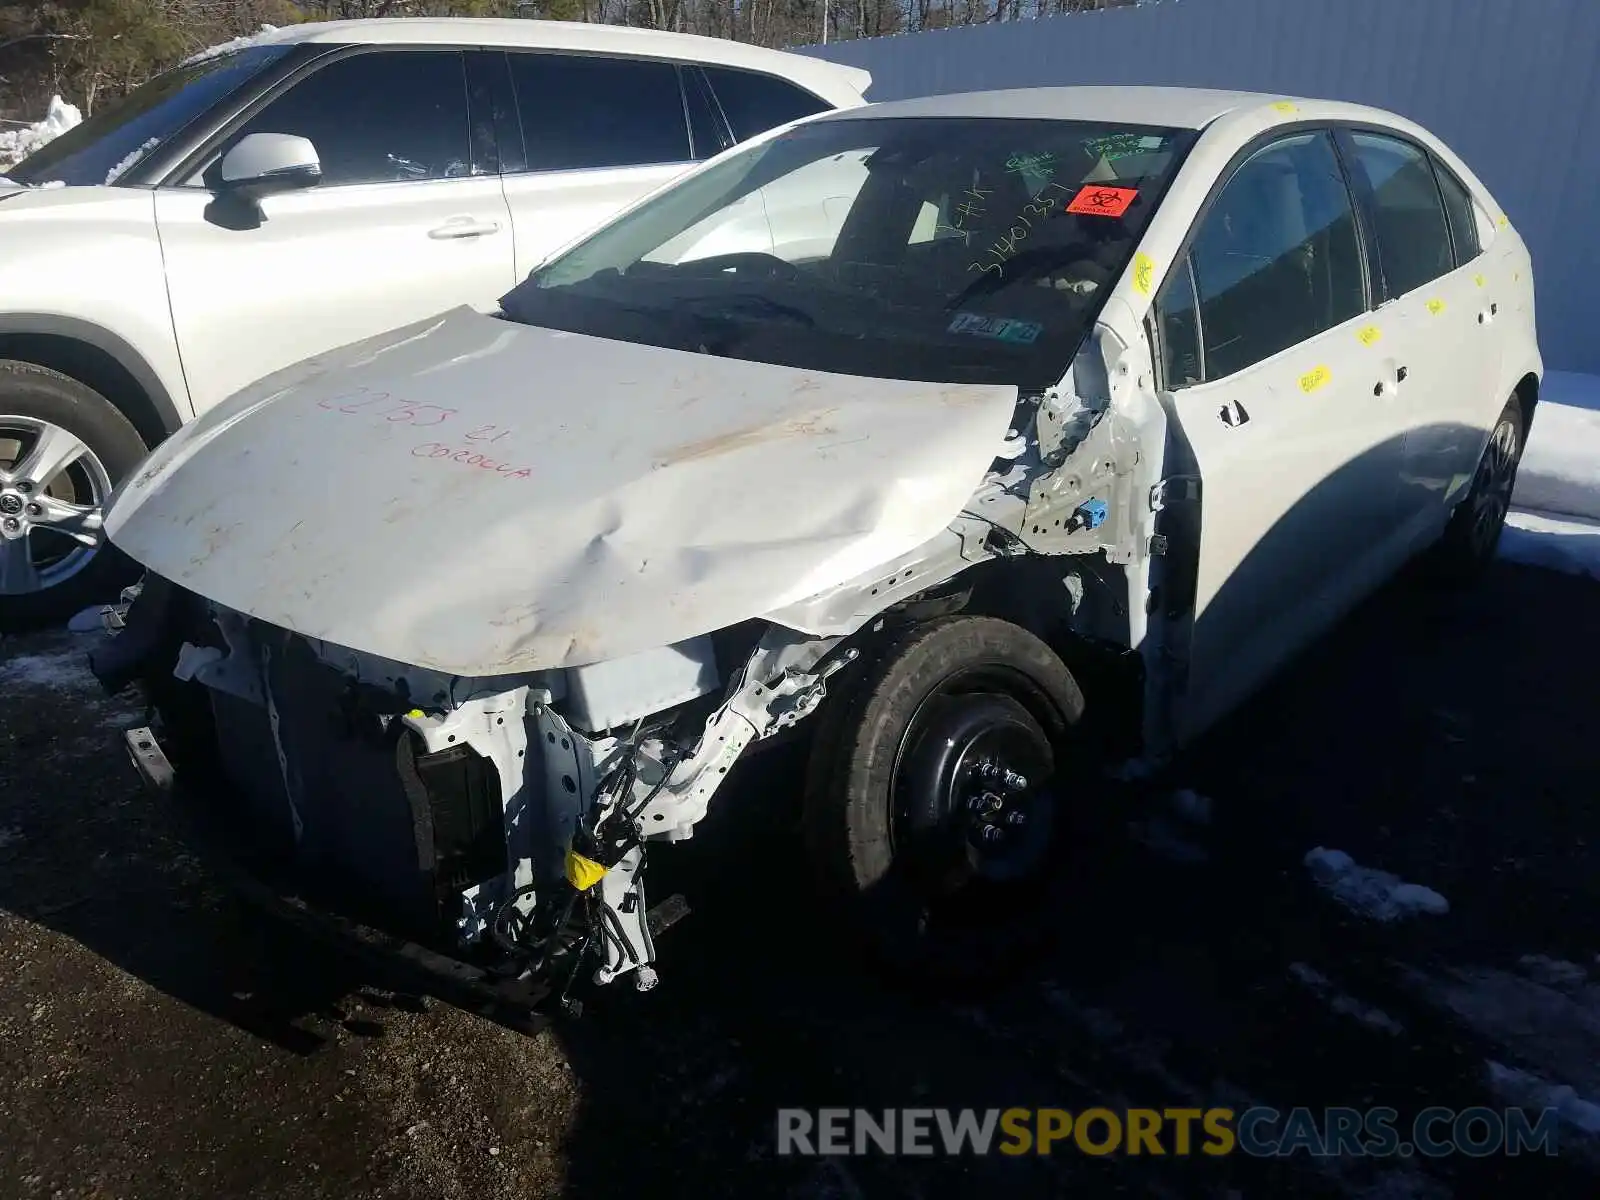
[776,1106,1563,1158]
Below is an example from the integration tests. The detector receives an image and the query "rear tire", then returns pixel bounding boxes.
[1426,394,1524,584]
[0,360,148,631]
[802,616,1086,990]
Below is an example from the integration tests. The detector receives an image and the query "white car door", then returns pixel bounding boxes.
[1152,130,1406,744]
[1339,129,1500,543]
[154,48,516,414]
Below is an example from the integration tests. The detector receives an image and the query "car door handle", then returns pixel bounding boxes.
[428,218,501,240]
[1218,398,1250,427]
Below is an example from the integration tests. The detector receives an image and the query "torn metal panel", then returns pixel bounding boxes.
[102,307,1019,678]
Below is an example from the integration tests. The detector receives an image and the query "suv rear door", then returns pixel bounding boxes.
[495,52,833,276]
[154,47,517,413]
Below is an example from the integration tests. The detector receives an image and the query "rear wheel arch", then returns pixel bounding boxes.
[0,317,186,449]
[1513,371,1539,441]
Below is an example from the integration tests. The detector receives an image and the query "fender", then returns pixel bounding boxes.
[0,312,192,439]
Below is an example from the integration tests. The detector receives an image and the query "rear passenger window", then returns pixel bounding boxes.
[1158,131,1364,384]
[1434,162,1482,265]
[508,53,689,171]
[1347,132,1454,298]
[701,65,830,142]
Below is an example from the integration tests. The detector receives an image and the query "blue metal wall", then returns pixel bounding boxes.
[802,0,1600,373]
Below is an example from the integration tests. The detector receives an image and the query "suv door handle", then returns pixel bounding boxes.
[428,218,501,240]
[1218,398,1250,427]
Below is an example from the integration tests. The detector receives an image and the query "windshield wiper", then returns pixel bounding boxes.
[679,291,818,328]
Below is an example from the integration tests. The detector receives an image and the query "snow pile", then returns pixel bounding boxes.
[182,23,280,67]
[1303,847,1450,921]
[1499,509,1600,580]
[1487,1061,1600,1136]
[1288,962,1405,1035]
[1515,371,1600,523]
[0,96,83,168]
[104,136,162,184]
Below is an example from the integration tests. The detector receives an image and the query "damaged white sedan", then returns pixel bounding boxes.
[90,86,1540,1015]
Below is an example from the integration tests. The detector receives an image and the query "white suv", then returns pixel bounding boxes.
[0,18,869,628]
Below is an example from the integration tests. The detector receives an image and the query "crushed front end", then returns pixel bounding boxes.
[94,576,856,1015]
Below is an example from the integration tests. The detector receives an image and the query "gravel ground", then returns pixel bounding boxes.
[2,555,1598,1199]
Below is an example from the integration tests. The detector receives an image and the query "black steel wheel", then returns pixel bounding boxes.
[803,616,1085,987]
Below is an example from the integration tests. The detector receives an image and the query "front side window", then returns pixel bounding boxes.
[701,65,831,142]
[500,115,1195,390]
[1160,130,1364,383]
[1347,131,1454,298]
[8,45,291,187]
[1434,161,1482,265]
[509,53,689,172]
[204,50,473,187]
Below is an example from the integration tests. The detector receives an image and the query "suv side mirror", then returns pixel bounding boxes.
[217,132,322,201]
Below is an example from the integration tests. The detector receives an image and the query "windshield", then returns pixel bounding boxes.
[500,115,1195,391]
[9,45,291,187]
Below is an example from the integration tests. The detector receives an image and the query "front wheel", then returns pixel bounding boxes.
[802,616,1086,987]
[0,360,149,631]
[1427,395,1524,584]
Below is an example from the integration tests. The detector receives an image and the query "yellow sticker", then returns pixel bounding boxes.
[1426,299,1446,315]
[1473,273,1487,288]
[1271,101,1298,114]
[565,847,608,891]
[1497,214,1510,228]
[1132,252,1156,296]
[405,708,424,718]
[1357,325,1382,347]
[1299,365,1332,394]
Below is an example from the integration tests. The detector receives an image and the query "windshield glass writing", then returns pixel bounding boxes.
[9,45,290,187]
[500,115,1193,391]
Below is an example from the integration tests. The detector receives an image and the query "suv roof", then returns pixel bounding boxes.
[228,18,871,106]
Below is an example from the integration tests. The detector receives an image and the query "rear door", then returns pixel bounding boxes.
[1339,129,1497,540]
[1152,129,1401,743]
[155,48,516,413]
[497,52,705,277]
[496,54,840,277]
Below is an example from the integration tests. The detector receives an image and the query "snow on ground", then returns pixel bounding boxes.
[1287,962,1406,1035]
[1516,371,1600,523]
[0,96,82,169]
[181,23,280,67]
[1499,508,1600,579]
[1487,1061,1600,1136]
[1303,847,1450,922]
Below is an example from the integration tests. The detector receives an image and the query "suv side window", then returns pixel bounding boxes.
[700,65,830,141]
[1156,130,1364,384]
[208,50,473,187]
[508,53,689,172]
[1346,131,1454,298]
[1433,159,1482,265]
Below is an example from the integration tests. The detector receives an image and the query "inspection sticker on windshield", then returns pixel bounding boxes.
[1065,185,1139,217]
[948,312,1043,344]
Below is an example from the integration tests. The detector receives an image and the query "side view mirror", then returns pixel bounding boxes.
[217,132,321,201]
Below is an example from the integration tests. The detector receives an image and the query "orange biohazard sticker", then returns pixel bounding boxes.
[1065,185,1139,217]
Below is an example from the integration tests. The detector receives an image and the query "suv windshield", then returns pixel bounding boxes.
[501,115,1194,391]
[8,45,291,188]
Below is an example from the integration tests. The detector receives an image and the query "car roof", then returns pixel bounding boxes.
[237,18,870,102]
[813,85,1397,131]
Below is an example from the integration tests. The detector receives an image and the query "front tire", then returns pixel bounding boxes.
[0,360,149,631]
[802,616,1086,988]
[1428,394,1524,584]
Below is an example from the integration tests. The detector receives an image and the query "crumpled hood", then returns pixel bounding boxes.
[106,307,1018,676]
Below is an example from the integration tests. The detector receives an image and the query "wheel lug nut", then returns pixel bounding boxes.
[15,481,30,493]
[2,517,17,532]
[1006,810,1027,826]
[24,502,41,516]
[981,826,1004,843]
